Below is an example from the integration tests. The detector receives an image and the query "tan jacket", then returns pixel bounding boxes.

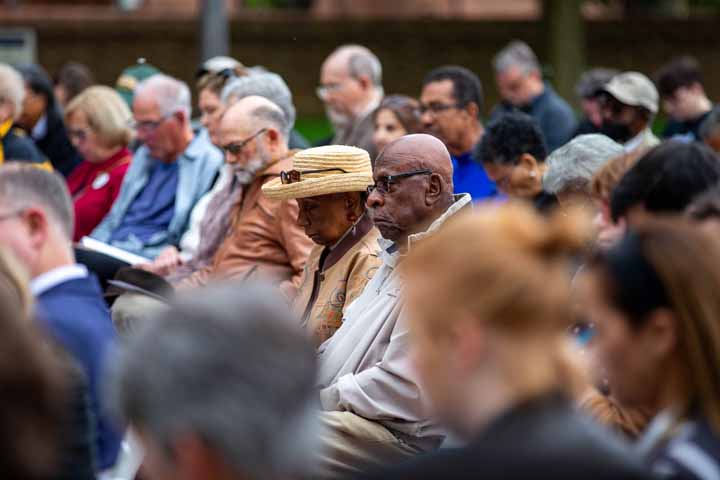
[294,214,381,345]
[177,155,314,294]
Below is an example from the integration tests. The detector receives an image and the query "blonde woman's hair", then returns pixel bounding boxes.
[65,85,132,147]
[0,247,31,316]
[405,202,592,395]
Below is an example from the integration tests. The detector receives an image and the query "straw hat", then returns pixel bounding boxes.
[262,145,373,200]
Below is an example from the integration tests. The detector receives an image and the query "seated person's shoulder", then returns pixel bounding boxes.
[4,129,47,164]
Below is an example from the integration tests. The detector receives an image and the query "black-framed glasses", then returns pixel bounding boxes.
[221,128,268,155]
[367,169,433,195]
[280,168,348,184]
[0,209,24,223]
[419,102,462,115]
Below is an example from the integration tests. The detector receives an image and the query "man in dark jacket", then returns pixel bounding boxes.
[15,64,81,176]
[0,165,121,472]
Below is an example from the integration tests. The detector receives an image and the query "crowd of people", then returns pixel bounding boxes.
[0,39,718,480]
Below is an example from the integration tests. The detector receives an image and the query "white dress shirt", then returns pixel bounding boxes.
[30,264,89,297]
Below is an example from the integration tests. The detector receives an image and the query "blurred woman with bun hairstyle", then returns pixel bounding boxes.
[585,218,720,480]
[362,202,650,480]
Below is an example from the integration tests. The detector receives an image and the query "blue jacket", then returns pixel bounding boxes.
[91,135,222,259]
[35,274,121,470]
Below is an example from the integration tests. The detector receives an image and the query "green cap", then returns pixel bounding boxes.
[115,58,161,107]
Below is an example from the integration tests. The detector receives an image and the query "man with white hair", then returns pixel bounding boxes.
[543,133,624,208]
[490,40,576,151]
[91,74,222,259]
[173,95,313,291]
[0,63,51,168]
[318,44,383,159]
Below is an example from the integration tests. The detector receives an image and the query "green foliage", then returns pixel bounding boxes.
[295,116,333,144]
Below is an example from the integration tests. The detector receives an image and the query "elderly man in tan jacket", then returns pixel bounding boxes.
[263,145,382,345]
[175,96,313,294]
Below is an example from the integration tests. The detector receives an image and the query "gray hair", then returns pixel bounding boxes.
[493,40,540,74]
[134,74,191,120]
[543,134,624,195]
[106,283,319,479]
[251,102,290,139]
[221,72,296,131]
[0,165,74,239]
[0,64,25,120]
[345,45,383,87]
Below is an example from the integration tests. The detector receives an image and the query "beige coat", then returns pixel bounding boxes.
[294,214,381,345]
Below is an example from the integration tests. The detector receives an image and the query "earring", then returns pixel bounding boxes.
[529,171,536,179]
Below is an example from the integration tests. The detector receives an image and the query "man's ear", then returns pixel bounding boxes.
[266,128,280,146]
[356,74,372,93]
[24,208,49,251]
[465,102,479,122]
[518,153,538,173]
[426,173,444,206]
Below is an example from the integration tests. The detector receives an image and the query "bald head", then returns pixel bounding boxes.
[219,95,289,169]
[367,134,456,248]
[324,45,382,87]
[221,95,289,138]
[378,134,454,189]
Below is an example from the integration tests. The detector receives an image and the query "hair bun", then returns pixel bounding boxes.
[537,206,593,259]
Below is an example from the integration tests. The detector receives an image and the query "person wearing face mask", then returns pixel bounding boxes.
[317,45,383,159]
[598,72,660,152]
[478,112,557,212]
[489,40,576,151]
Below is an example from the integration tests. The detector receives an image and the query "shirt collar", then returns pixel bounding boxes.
[31,114,48,140]
[377,193,473,262]
[624,128,651,152]
[30,264,89,297]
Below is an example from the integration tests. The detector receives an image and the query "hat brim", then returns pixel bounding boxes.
[602,85,658,114]
[262,173,374,200]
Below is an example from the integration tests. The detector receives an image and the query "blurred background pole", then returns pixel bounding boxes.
[200,0,230,62]
[544,0,585,107]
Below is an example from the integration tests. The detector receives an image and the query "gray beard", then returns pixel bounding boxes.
[233,142,273,185]
[325,106,352,133]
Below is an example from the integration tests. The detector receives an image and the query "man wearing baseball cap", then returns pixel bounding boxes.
[599,71,660,152]
[262,145,382,346]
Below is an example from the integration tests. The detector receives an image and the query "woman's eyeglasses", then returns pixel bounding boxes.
[280,168,348,184]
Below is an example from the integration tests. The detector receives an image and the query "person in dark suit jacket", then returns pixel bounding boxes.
[15,64,81,176]
[0,165,121,472]
[360,202,650,480]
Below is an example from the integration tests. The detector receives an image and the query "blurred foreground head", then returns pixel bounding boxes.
[403,202,590,439]
[107,283,319,480]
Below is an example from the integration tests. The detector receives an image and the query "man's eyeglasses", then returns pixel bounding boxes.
[280,168,348,184]
[128,114,171,133]
[419,103,462,115]
[221,128,267,155]
[0,209,24,223]
[367,169,433,195]
[316,82,344,100]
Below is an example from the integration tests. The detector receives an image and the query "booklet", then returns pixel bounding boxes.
[79,236,151,266]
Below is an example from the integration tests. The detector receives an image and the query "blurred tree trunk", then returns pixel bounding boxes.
[543,0,585,107]
[200,0,229,63]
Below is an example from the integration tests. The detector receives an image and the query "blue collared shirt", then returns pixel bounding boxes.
[91,134,222,259]
[451,151,497,201]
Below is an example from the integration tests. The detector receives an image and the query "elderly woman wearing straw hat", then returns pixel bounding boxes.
[263,145,382,345]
